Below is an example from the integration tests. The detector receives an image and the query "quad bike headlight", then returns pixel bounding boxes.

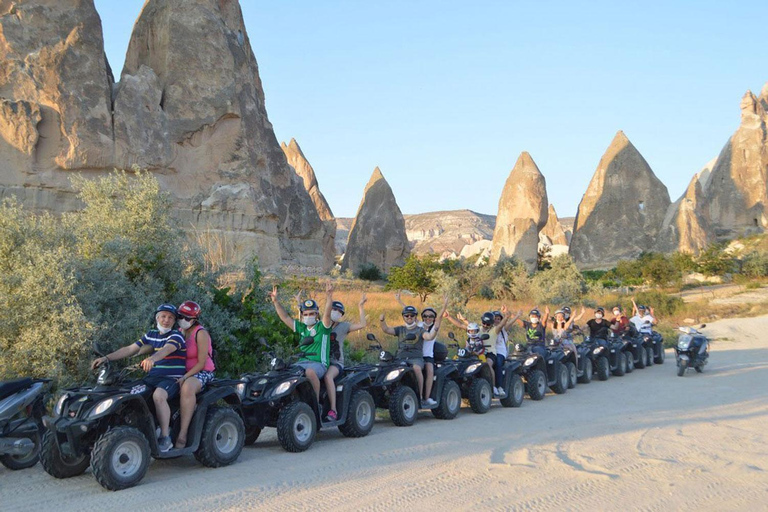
[235,382,246,398]
[524,357,537,366]
[384,369,404,383]
[594,346,605,355]
[88,398,115,418]
[54,393,69,416]
[465,363,482,374]
[272,379,297,398]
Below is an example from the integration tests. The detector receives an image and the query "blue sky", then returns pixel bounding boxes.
[95,1,768,218]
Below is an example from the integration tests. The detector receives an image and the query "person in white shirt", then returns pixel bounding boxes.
[630,299,657,334]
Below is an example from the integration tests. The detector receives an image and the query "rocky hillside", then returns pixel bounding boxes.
[0,0,331,271]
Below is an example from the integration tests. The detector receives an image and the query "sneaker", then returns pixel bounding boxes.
[497,388,507,398]
[424,398,437,407]
[493,387,501,397]
[324,409,338,422]
[158,436,173,452]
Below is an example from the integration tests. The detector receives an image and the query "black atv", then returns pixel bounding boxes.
[238,337,375,453]
[496,353,526,408]
[0,377,50,470]
[445,332,494,414]
[507,339,568,400]
[41,347,244,491]
[570,328,596,384]
[619,327,645,372]
[548,336,586,389]
[642,331,665,365]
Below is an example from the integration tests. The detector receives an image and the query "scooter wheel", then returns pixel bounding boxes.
[0,433,40,470]
[677,359,688,377]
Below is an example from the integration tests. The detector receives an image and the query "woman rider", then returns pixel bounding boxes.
[174,300,215,449]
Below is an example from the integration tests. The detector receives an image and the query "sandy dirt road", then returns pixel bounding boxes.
[2,316,768,511]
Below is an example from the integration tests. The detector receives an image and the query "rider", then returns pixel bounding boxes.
[380,295,448,408]
[551,306,585,360]
[610,305,630,335]
[586,307,612,341]
[91,303,186,452]
[515,306,550,357]
[482,308,518,397]
[420,307,438,408]
[269,283,333,403]
[323,292,367,422]
[630,300,657,336]
[443,310,496,394]
[174,300,216,449]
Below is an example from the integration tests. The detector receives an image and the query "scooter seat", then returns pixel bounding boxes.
[0,378,34,401]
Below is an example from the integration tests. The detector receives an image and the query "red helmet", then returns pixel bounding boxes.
[178,301,201,319]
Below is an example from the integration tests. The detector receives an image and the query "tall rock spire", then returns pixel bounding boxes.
[703,85,768,238]
[569,131,671,269]
[490,152,548,271]
[341,167,409,273]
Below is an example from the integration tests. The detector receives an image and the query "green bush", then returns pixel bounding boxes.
[386,254,439,301]
[633,290,684,316]
[358,263,384,281]
[530,254,587,305]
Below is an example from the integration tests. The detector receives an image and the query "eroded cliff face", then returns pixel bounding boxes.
[0,0,332,271]
[704,86,768,239]
[569,131,671,269]
[405,210,496,255]
[661,163,714,255]
[490,152,548,271]
[341,167,409,273]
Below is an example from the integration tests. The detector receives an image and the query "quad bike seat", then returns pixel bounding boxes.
[0,378,34,401]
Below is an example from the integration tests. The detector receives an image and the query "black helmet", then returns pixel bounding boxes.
[300,299,319,312]
[562,306,571,319]
[492,310,502,318]
[638,304,647,312]
[155,303,178,318]
[596,307,605,314]
[529,309,541,317]
[481,312,494,325]
[402,306,418,316]
[331,301,345,315]
[421,307,437,318]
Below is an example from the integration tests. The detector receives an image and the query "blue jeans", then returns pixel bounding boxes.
[495,354,505,388]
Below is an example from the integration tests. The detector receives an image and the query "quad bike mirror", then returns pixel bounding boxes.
[448,332,456,340]
[92,341,105,356]
[366,333,377,341]
[258,337,268,347]
[480,334,490,341]
[700,324,707,328]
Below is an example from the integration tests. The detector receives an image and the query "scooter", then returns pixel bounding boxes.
[0,378,50,470]
[675,325,709,376]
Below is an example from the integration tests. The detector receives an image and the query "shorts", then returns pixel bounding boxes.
[423,356,434,364]
[143,375,181,400]
[404,357,424,369]
[296,360,327,379]
[329,361,344,372]
[193,370,215,388]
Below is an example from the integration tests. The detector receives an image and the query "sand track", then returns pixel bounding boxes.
[2,316,768,511]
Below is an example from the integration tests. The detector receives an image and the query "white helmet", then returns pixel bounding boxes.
[467,323,480,338]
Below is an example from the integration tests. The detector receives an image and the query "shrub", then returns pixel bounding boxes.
[386,254,439,301]
[530,254,587,305]
[633,290,684,317]
[491,257,530,301]
[358,263,384,281]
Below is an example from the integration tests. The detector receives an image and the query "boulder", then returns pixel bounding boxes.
[341,167,409,273]
[539,204,569,246]
[704,86,768,239]
[490,152,548,271]
[569,131,671,269]
[281,138,336,267]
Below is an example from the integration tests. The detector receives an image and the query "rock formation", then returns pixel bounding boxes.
[281,138,336,266]
[661,163,714,255]
[405,209,496,255]
[0,0,332,271]
[703,85,768,239]
[459,239,492,262]
[539,204,569,246]
[569,131,671,269]
[490,152,548,271]
[341,167,409,273]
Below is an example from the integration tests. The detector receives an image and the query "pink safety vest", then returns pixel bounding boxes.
[185,324,215,372]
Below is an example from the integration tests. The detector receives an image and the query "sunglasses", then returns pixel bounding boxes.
[403,314,416,318]
[178,315,194,322]
[422,315,436,319]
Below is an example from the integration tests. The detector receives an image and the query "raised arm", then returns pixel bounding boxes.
[348,292,367,332]
[649,306,658,325]
[542,306,551,329]
[269,286,295,330]
[321,282,333,329]
[631,298,638,316]
[498,304,515,329]
[443,311,466,329]
[379,314,396,336]
[394,290,406,309]
[568,306,586,328]
[424,295,450,341]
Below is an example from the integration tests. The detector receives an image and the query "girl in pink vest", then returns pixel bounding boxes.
[175,300,215,449]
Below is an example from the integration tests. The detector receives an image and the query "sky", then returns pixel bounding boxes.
[94,1,768,219]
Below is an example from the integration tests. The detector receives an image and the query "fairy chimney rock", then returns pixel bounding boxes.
[490,152,548,271]
[540,204,569,246]
[704,84,768,239]
[341,167,410,273]
[569,131,671,269]
[661,169,714,255]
